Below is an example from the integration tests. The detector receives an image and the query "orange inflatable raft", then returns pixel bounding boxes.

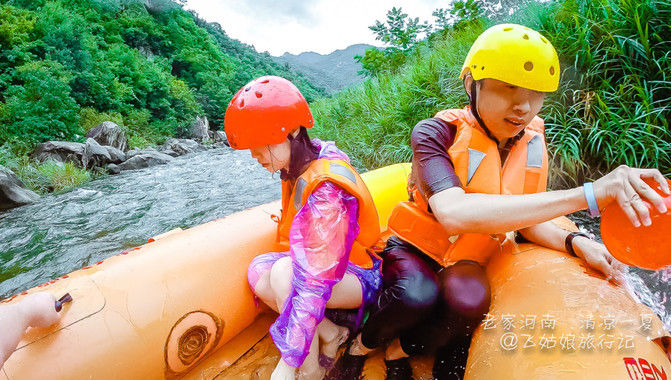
[1,163,669,379]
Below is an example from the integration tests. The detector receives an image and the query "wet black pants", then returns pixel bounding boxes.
[360,236,491,356]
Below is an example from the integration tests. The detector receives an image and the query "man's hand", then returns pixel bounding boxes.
[572,236,628,284]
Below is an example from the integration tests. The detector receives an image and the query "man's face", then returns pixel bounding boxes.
[473,78,546,142]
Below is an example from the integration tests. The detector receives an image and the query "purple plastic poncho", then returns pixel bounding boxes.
[249,140,363,368]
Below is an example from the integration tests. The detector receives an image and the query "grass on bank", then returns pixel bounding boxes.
[312,0,671,188]
[0,144,97,195]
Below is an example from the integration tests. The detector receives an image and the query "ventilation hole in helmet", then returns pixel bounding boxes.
[481,66,485,70]
[244,86,251,92]
[524,61,534,71]
[261,79,270,84]
[541,37,548,44]
[503,27,513,31]
[549,66,555,75]
[473,64,477,69]
[255,91,263,98]
[239,99,245,107]
[523,34,529,40]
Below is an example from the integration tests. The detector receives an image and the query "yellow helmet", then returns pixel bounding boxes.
[460,24,560,92]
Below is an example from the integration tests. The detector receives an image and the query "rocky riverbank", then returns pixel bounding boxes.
[0,117,229,211]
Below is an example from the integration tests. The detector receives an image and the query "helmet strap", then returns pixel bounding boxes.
[470,80,500,146]
[267,145,278,179]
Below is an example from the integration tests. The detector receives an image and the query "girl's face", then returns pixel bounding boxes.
[249,140,291,173]
[466,76,546,143]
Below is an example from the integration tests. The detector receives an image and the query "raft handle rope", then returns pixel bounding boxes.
[583,182,600,218]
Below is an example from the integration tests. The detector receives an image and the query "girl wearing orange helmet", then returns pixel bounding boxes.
[225,76,383,379]
[331,24,670,379]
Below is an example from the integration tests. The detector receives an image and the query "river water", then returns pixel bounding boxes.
[0,147,280,298]
[0,147,669,331]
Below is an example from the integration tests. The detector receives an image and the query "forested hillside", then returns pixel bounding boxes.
[0,0,326,152]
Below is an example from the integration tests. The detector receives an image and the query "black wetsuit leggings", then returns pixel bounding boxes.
[360,236,491,356]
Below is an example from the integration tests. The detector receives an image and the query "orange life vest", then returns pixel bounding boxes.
[277,158,381,269]
[388,107,549,267]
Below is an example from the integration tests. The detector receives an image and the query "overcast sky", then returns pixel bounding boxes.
[184,0,450,56]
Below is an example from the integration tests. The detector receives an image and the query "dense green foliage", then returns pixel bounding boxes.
[0,0,326,193]
[539,0,671,185]
[0,0,325,153]
[313,0,671,187]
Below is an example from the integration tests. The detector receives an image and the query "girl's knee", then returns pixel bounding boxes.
[439,260,491,319]
[248,252,285,288]
[249,269,274,301]
[269,256,293,299]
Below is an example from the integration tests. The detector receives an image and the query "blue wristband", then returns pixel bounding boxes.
[583,182,600,218]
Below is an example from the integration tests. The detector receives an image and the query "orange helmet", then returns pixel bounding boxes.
[224,76,314,149]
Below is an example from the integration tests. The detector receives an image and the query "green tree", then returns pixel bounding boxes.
[450,0,483,26]
[431,8,453,31]
[0,60,81,145]
[369,7,431,50]
[355,7,432,78]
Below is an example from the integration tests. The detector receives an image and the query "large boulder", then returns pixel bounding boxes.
[106,163,121,175]
[126,147,158,160]
[161,149,179,157]
[82,138,112,169]
[32,141,85,165]
[104,146,126,164]
[0,165,40,211]
[162,138,202,156]
[86,121,128,152]
[209,130,229,147]
[190,116,210,142]
[118,151,173,171]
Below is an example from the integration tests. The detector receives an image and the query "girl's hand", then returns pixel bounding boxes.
[593,165,669,227]
[19,292,60,328]
[572,237,628,284]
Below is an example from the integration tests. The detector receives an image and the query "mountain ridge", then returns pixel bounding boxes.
[274,44,376,94]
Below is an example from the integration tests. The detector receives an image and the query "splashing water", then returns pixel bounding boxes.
[569,211,671,333]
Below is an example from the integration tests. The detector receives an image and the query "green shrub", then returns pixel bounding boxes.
[36,160,91,193]
[312,0,671,187]
[79,107,124,133]
[537,0,671,186]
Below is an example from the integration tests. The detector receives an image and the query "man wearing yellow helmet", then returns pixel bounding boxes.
[329,24,669,380]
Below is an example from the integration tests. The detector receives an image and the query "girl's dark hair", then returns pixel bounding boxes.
[280,126,320,180]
